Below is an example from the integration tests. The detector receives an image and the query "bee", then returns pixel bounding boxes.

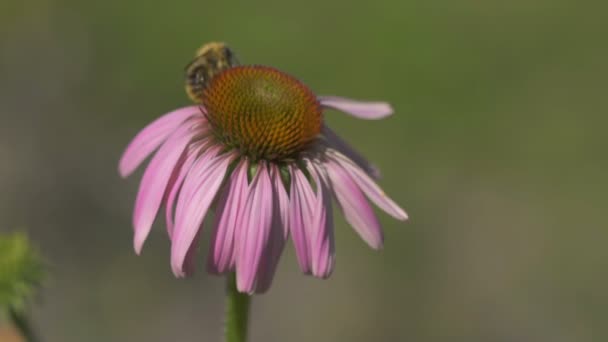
[185,42,239,103]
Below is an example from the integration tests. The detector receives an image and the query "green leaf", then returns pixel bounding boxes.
[0,232,46,314]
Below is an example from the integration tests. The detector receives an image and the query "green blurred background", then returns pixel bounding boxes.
[1,0,606,341]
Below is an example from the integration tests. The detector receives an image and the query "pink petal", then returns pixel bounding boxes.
[322,125,380,179]
[319,96,393,120]
[289,165,316,274]
[271,165,289,238]
[235,162,274,293]
[170,149,232,277]
[308,164,335,279]
[330,151,408,221]
[207,160,249,275]
[254,213,286,293]
[182,230,201,276]
[254,165,289,293]
[173,146,220,222]
[132,123,195,254]
[164,142,208,238]
[119,106,201,178]
[326,160,383,249]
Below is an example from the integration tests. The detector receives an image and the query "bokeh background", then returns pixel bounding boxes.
[1,0,607,341]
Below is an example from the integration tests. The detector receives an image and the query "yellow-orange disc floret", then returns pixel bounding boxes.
[202,65,322,161]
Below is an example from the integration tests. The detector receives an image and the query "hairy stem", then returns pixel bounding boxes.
[225,273,250,342]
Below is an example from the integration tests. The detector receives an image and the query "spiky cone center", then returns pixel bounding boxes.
[202,65,322,161]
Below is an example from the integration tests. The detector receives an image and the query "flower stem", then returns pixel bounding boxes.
[9,308,38,342]
[225,273,250,342]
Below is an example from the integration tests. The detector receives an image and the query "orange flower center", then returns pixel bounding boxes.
[202,66,322,161]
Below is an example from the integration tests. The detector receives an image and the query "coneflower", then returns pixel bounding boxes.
[119,43,408,295]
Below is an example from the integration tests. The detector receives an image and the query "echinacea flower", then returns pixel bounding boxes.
[119,50,407,294]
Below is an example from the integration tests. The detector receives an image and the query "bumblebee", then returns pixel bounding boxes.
[185,42,239,103]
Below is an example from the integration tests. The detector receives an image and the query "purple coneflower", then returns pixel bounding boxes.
[119,53,407,294]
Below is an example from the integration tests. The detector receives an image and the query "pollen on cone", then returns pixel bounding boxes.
[202,66,322,160]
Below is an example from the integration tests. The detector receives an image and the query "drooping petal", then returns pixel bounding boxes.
[235,162,274,293]
[119,106,201,178]
[133,123,195,254]
[170,149,233,277]
[254,165,289,293]
[326,159,383,249]
[182,230,201,276]
[308,163,335,279]
[289,165,316,274]
[164,141,208,238]
[173,146,220,222]
[330,150,408,221]
[322,125,380,179]
[271,165,290,238]
[319,96,393,120]
[254,220,286,293]
[207,160,249,275]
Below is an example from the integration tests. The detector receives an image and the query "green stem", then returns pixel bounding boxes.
[9,308,38,342]
[225,273,251,342]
